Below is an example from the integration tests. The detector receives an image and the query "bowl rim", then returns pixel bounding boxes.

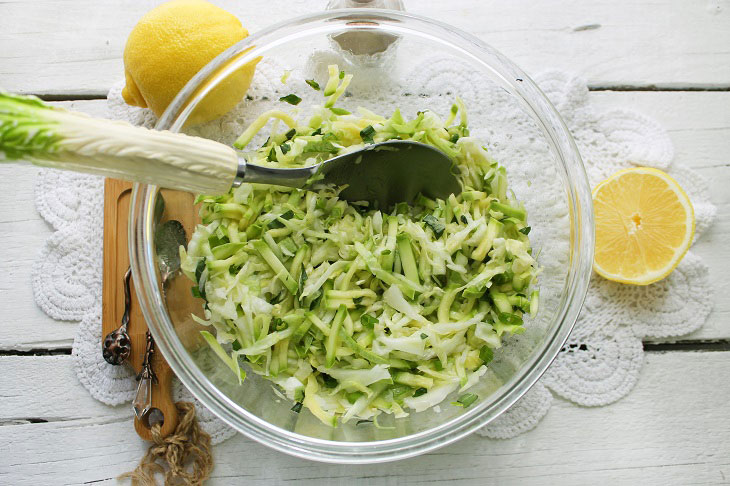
[129,8,594,463]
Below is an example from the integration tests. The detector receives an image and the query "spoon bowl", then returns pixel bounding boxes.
[235,140,461,209]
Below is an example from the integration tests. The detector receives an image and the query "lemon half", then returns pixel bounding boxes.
[592,167,695,285]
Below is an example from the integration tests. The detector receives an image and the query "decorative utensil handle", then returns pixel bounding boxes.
[133,331,178,439]
[1,92,239,195]
[121,267,132,329]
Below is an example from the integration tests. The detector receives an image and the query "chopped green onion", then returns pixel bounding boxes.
[452,393,478,408]
[360,125,376,143]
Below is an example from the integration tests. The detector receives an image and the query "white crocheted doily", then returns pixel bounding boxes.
[32,50,715,442]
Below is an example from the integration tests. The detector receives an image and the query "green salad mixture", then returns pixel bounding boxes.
[181,65,540,426]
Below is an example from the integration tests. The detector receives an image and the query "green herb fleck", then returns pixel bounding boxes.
[479,345,494,364]
[279,94,302,105]
[195,259,206,282]
[498,312,523,326]
[413,387,427,397]
[322,374,338,388]
[360,314,378,329]
[423,214,445,238]
[519,226,531,235]
[305,79,321,90]
[273,317,287,331]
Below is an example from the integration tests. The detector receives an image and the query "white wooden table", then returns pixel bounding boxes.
[1,1,729,484]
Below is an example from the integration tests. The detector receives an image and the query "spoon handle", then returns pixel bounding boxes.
[1,92,239,195]
[120,267,132,330]
[132,331,178,438]
[233,158,315,188]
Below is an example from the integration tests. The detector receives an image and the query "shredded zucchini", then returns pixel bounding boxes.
[183,65,540,426]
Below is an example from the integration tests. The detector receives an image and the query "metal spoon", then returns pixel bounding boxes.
[102,194,166,366]
[236,140,461,210]
[102,266,132,365]
[132,218,188,420]
[154,219,187,287]
[4,97,462,208]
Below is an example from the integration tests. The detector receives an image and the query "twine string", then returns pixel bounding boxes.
[120,402,213,486]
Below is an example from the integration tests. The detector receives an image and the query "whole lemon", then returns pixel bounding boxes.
[122,0,256,124]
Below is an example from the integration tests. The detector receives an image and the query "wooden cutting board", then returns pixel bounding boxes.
[102,179,202,440]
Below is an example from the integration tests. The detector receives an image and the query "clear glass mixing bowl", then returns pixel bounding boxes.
[129,9,593,463]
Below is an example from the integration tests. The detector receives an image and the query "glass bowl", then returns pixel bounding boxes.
[129,9,593,463]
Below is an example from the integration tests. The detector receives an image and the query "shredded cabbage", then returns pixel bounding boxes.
[183,65,540,426]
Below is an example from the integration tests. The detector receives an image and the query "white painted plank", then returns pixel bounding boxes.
[0,93,728,351]
[0,101,106,350]
[0,356,130,423]
[589,92,730,342]
[0,351,728,485]
[1,0,729,96]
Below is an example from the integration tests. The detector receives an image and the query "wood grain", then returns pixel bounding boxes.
[0,0,729,96]
[1,351,728,485]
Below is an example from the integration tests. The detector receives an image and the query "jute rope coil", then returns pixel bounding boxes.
[120,402,213,486]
